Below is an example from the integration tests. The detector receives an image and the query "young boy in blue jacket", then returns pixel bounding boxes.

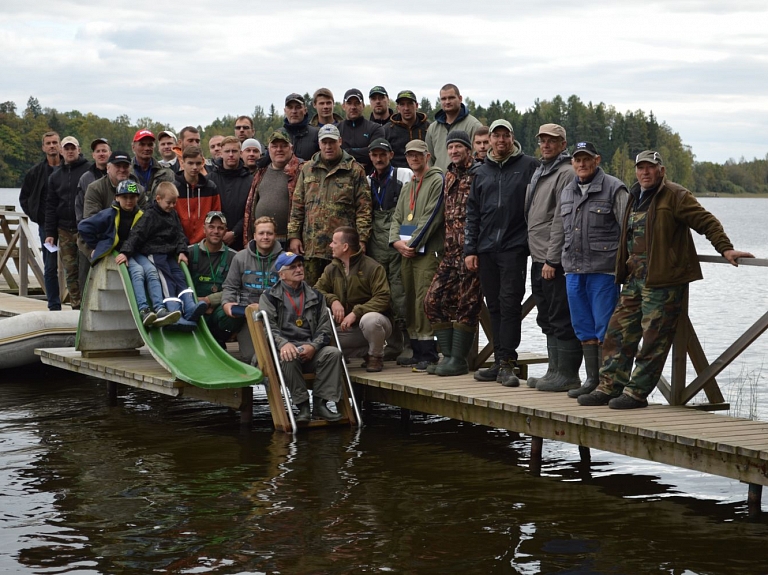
[78,180,181,328]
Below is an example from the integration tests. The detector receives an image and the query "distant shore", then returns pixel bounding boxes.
[694,193,768,199]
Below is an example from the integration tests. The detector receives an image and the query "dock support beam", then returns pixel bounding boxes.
[106,381,118,406]
[240,387,254,427]
[579,445,591,463]
[530,436,543,477]
[748,483,762,520]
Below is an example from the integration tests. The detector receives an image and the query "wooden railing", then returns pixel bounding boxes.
[0,206,45,297]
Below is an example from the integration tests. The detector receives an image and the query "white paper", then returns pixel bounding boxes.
[44,242,59,253]
[399,234,426,254]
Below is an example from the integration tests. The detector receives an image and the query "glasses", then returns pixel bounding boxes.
[235,125,250,130]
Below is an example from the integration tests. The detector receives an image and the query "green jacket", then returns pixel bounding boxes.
[315,251,391,321]
[388,167,445,257]
[287,150,372,260]
[616,178,734,287]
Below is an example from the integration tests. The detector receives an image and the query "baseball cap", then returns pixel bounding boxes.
[241,138,263,152]
[318,124,341,141]
[108,151,131,164]
[133,129,155,142]
[635,150,663,166]
[536,124,566,139]
[405,139,429,154]
[369,86,388,97]
[115,180,141,196]
[268,128,291,145]
[61,136,80,148]
[343,88,364,103]
[396,90,418,103]
[275,251,304,272]
[573,141,599,157]
[204,210,228,226]
[157,130,177,142]
[285,93,305,106]
[90,137,109,151]
[489,119,513,134]
[368,138,392,153]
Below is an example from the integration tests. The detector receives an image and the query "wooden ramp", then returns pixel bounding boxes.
[349,367,768,487]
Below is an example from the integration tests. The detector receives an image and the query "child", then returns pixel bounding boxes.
[174,145,221,243]
[120,181,207,327]
[78,180,181,328]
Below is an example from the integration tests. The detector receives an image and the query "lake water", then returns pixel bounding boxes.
[1,189,768,573]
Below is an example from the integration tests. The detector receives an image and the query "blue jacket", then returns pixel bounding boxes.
[78,203,143,264]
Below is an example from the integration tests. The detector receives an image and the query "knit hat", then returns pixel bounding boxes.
[446,130,472,150]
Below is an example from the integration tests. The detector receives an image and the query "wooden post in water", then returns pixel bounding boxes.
[240,387,254,426]
[748,484,762,520]
[106,381,118,406]
[578,445,591,463]
[530,436,543,477]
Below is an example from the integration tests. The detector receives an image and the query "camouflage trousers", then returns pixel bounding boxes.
[424,254,482,327]
[303,257,331,288]
[598,276,685,400]
[58,228,81,309]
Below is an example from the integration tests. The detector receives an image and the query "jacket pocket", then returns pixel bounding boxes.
[587,202,614,231]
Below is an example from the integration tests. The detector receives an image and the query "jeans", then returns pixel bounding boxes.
[128,254,164,311]
[39,226,60,310]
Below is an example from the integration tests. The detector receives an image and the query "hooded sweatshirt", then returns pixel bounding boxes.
[221,239,284,306]
[173,171,222,243]
[425,104,482,171]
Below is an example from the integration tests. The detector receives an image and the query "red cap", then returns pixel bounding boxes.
[133,129,156,142]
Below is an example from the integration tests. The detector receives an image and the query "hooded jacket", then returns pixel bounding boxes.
[283,115,320,161]
[337,117,385,173]
[221,239,284,306]
[315,250,392,320]
[19,156,61,224]
[78,203,143,264]
[120,201,189,258]
[425,104,482,170]
[464,142,539,255]
[208,157,253,249]
[173,171,222,244]
[45,155,91,235]
[385,112,431,168]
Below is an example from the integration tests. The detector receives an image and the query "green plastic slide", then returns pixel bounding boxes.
[115,257,263,389]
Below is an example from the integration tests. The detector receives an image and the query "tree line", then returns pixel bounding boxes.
[1,95,765,195]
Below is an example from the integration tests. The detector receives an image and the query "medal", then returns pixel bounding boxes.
[211,285,218,293]
[295,318,304,327]
[407,213,414,221]
[286,289,306,328]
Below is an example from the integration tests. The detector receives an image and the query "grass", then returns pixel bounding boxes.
[725,362,764,420]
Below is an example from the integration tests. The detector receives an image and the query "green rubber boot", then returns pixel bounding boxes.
[436,324,474,376]
[536,338,582,392]
[569,343,601,398]
[428,323,453,375]
[527,334,558,388]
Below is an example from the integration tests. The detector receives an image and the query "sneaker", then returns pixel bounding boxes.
[608,393,648,410]
[366,355,384,373]
[139,307,157,327]
[153,307,182,328]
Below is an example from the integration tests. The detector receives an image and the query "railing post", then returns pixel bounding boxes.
[19,215,28,297]
[669,287,689,405]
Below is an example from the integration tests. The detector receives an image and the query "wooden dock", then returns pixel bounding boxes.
[0,292,70,317]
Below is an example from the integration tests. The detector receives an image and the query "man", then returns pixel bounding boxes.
[208,135,224,161]
[130,129,174,208]
[473,127,490,163]
[19,131,62,310]
[465,119,539,386]
[523,124,581,393]
[179,126,202,151]
[309,88,342,127]
[187,211,237,347]
[283,92,320,161]
[367,137,413,361]
[244,128,304,246]
[385,90,430,169]
[424,130,481,376]
[259,252,345,423]
[208,136,252,250]
[389,139,445,372]
[82,151,136,220]
[369,86,393,125]
[337,88,384,173]
[75,137,110,223]
[241,138,263,173]
[425,84,482,170]
[288,124,372,286]
[579,151,753,409]
[45,136,91,310]
[174,146,221,243]
[158,130,179,171]
[234,116,255,144]
[315,227,392,373]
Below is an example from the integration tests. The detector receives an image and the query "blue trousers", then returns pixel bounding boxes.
[39,226,60,310]
[565,273,620,342]
[128,254,164,311]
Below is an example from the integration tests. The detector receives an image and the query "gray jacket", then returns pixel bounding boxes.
[525,151,574,264]
[556,167,628,274]
[258,280,332,351]
[221,240,283,306]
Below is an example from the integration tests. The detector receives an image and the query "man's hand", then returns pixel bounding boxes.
[44,236,55,247]
[331,300,346,324]
[223,231,235,245]
[223,302,236,318]
[723,249,755,266]
[298,344,316,362]
[465,255,478,272]
[178,253,188,264]
[289,238,304,255]
[393,239,416,258]
[279,342,301,362]
[541,263,556,281]
[340,312,357,331]
[115,253,127,265]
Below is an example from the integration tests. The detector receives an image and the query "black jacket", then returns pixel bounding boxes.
[283,115,320,161]
[45,155,91,235]
[19,157,60,224]
[464,146,539,255]
[385,112,430,168]
[337,117,384,172]
[120,201,189,258]
[208,158,253,249]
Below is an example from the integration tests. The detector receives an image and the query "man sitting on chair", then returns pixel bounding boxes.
[259,251,344,423]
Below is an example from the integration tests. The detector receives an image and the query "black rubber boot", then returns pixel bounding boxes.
[295,401,311,423]
[527,334,558,388]
[569,343,601,398]
[537,338,582,392]
[313,398,342,421]
[429,323,453,375]
[437,324,473,377]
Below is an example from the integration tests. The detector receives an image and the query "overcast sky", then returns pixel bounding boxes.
[2,0,767,163]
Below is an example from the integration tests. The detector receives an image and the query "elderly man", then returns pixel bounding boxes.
[389,139,445,372]
[524,124,581,393]
[259,252,345,423]
[385,89,430,169]
[316,226,392,372]
[579,151,754,409]
[241,138,263,173]
[283,92,320,161]
[234,116,255,143]
[338,88,384,173]
[288,124,372,286]
[130,129,174,208]
[465,119,539,386]
[425,84,482,170]
[82,151,137,221]
[208,136,252,250]
[369,86,394,125]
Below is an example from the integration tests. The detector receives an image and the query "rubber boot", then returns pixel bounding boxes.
[313,398,342,421]
[383,325,404,361]
[295,400,311,423]
[179,288,208,323]
[537,338,582,392]
[429,323,453,375]
[569,343,601,398]
[437,324,473,376]
[527,334,558,388]
[163,298,197,332]
[398,338,419,366]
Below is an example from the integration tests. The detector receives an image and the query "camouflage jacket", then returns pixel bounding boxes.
[443,157,476,258]
[287,150,372,260]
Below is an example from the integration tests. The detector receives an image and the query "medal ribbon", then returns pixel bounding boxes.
[371,166,393,210]
[409,174,425,215]
[285,290,305,321]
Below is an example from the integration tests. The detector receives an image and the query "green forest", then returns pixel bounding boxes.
[1,95,766,195]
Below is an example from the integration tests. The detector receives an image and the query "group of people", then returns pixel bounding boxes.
[19,82,753,417]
